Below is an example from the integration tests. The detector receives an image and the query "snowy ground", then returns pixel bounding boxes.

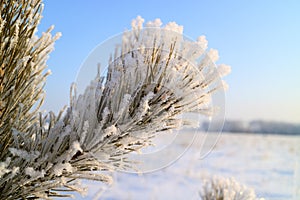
[74,132,300,200]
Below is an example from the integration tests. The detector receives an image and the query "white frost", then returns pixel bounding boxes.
[218,64,232,77]
[0,157,11,178]
[164,22,183,34]
[52,163,74,176]
[25,167,45,179]
[131,15,144,30]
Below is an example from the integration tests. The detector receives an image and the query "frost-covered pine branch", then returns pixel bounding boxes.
[0,0,60,161]
[0,1,231,198]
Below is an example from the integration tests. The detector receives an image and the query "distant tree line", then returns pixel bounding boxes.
[201,120,300,135]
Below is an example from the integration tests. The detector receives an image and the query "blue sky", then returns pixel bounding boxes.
[40,0,300,123]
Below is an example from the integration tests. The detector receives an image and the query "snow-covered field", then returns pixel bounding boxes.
[76,132,300,200]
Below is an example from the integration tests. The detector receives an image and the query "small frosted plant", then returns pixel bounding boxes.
[199,176,260,200]
[0,1,231,199]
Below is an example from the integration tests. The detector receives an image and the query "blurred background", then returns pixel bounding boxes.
[40,0,300,125]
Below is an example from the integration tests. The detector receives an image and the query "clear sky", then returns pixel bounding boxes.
[39,0,300,123]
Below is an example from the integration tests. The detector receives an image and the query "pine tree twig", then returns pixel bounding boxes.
[0,1,231,198]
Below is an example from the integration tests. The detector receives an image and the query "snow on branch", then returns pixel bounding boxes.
[0,7,231,199]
